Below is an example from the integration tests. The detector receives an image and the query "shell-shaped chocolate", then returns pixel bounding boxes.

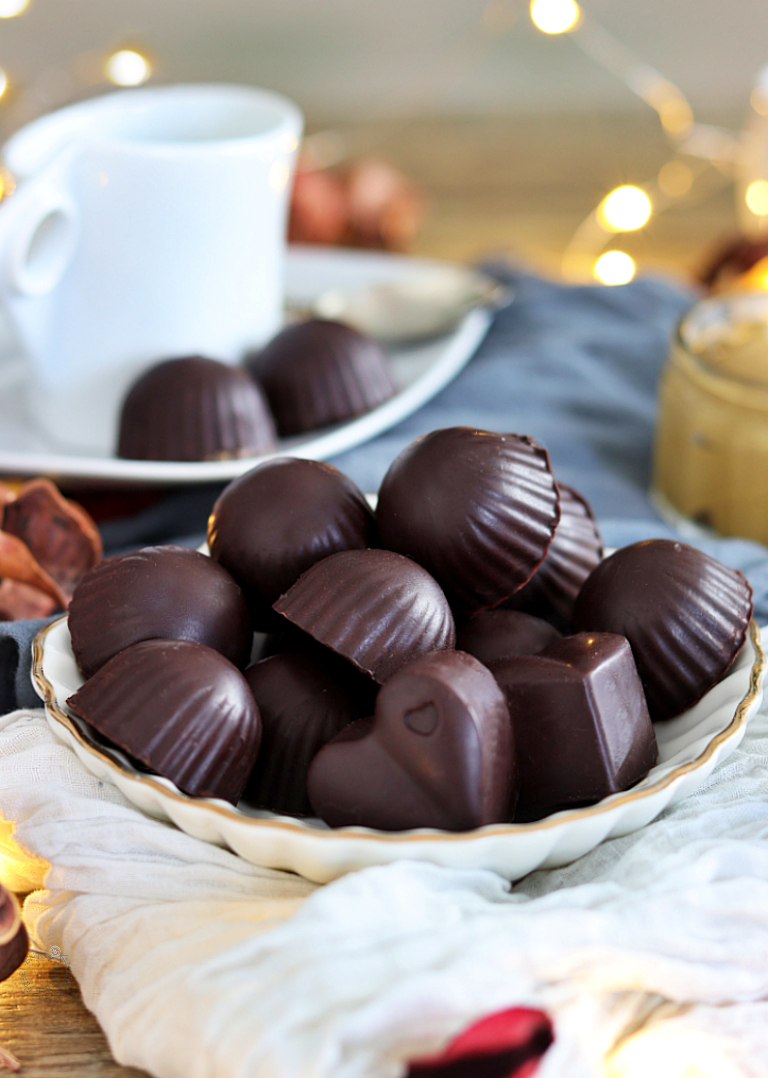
[0,884,28,983]
[69,546,253,677]
[67,639,261,804]
[307,649,515,831]
[503,483,603,627]
[573,539,753,721]
[242,651,376,816]
[247,319,397,436]
[117,356,277,462]
[208,458,376,629]
[274,549,456,683]
[376,428,560,611]
[456,609,561,667]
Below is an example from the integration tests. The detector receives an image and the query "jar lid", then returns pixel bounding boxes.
[680,293,768,387]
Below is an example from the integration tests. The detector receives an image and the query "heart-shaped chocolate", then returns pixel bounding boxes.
[307,650,516,831]
[490,633,657,820]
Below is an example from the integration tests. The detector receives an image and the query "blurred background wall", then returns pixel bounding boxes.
[1,0,766,125]
[2,0,767,278]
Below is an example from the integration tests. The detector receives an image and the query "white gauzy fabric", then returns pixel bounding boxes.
[2,644,768,1078]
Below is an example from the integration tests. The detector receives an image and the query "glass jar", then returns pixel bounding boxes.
[653,292,768,542]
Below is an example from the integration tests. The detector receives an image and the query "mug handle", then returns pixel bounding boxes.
[0,178,78,297]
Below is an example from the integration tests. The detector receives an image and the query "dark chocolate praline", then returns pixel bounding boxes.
[376,427,560,612]
[307,649,515,831]
[573,539,753,721]
[241,651,376,816]
[490,632,657,820]
[68,545,253,678]
[208,458,376,629]
[502,483,603,630]
[117,355,277,462]
[247,319,397,436]
[274,548,456,683]
[456,609,561,667]
[67,639,262,804]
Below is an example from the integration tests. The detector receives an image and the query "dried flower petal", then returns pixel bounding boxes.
[0,531,67,610]
[0,1045,21,1073]
[0,579,59,621]
[0,884,28,984]
[2,479,102,600]
[407,1007,554,1078]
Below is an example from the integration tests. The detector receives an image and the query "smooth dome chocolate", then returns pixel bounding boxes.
[69,545,253,677]
[274,548,456,683]
[67,639,261,804]
[117,355,277,462]
[242,651,376,816]
[208,458,376,629]
[490,632,657,819]
[456,609,561,667]
[503,483,603,629]
[376,427,560,611]
[247,318,397,435]
[307,649,515,831]
[573,539,753,721]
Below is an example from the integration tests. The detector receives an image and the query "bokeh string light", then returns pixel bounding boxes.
[0,0,763,283]
[525,0,757,283]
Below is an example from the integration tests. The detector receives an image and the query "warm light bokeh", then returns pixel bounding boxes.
[0,0,28,17]
[745,179,768,216]
[530,0,581,35]
[606,1026,744,1078]
[598,186,652,232]
[104,49,151,87]
[593,250,636,285]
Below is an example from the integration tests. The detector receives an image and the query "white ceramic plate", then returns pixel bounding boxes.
[33,617,765,884]
[0,246,493,488]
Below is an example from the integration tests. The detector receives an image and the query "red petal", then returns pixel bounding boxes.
[407,1007,553,1078]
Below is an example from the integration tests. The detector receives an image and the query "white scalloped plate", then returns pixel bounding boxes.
[0,247,493,488]
[32,617,765,883]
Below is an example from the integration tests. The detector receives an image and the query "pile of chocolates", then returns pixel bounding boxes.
[116,318,397,462]
[66,427,754,831]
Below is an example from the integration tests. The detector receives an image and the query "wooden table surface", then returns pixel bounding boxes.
[0,110,742,1077]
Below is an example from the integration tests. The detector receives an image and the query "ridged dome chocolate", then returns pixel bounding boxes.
[503,483,603,628]
[247,319,397,435]
[573,539,753,721]
[208,458,376,629]
[274,549,456,683]
[376,427,560,611]
[117,355,277,462]
[67,639,261,804]
[242,652,376,816]
[68,545,253,677]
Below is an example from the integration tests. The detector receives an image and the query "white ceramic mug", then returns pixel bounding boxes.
[0,83,303,452]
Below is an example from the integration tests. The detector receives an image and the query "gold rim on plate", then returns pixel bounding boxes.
[31,617,765,844]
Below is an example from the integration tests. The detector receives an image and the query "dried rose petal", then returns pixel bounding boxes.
[407,1007,554,1078]
[0,884,28,984]
[2,479,102,600]
[0,579,59,621]
[0,484,18,513]
[0,1045,21,1073]
[289,166,348,246]
[345,159,425,250]
[0,531,67,611]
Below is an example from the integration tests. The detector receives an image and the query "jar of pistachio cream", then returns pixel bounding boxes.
[653,292,768,543]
